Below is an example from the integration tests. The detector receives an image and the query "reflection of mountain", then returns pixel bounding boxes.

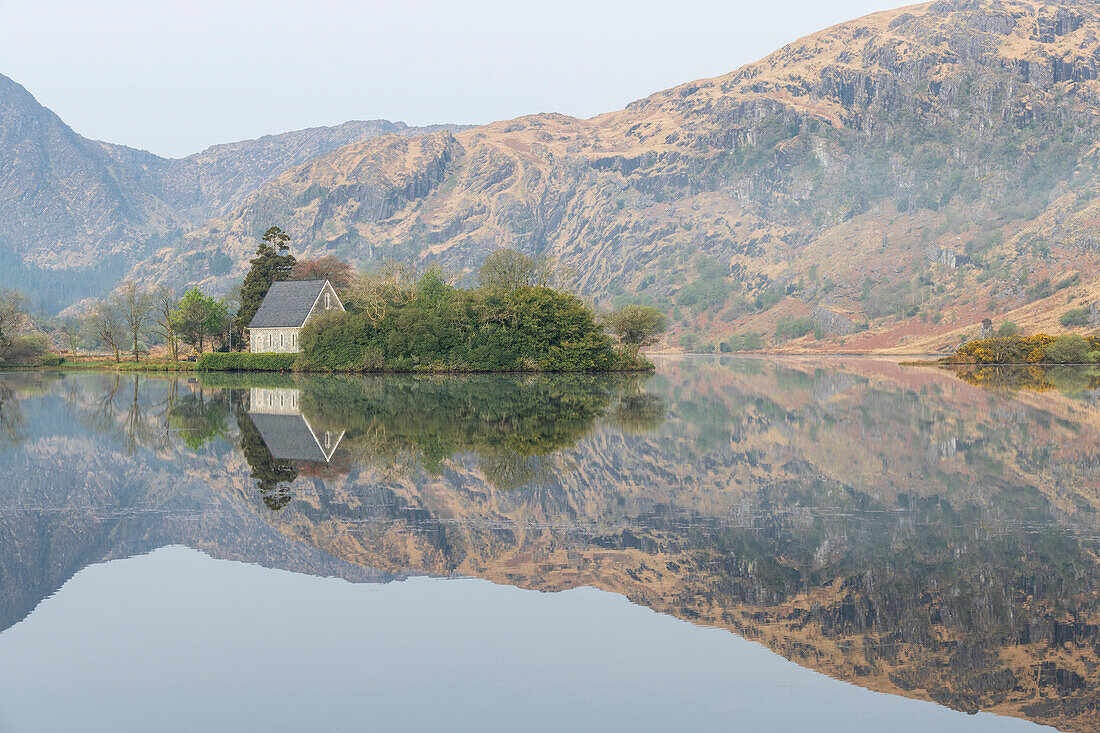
[224,359,1100,733]
[4,362,1100,731]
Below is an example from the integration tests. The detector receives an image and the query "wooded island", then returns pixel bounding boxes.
[0,227,666,373]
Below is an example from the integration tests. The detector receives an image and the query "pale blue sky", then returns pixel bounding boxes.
[0,0,902,158]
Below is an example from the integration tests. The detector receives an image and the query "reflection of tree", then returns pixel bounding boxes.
[953,364,1100,395]
[607,387,666,434]
[0,382,26,446]
[68,374,175,454]
[236,411,298,510]
[477,452,552,491]
[297,373,665,488]
[169,389,231,451]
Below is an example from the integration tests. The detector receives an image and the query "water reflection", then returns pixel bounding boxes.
[3,358,1100,731]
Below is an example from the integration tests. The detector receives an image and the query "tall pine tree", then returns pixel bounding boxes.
[233,226,297,349]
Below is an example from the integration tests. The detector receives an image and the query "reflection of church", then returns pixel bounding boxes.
[248,388,344,463]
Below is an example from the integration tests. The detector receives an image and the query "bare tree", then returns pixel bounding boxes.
[59,318,83,354]
[117,281,152,362]
[83,302,124,362]
[151,285,180,362]
[0,288,29,361]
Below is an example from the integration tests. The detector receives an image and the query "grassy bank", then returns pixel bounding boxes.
[3,356,194,372]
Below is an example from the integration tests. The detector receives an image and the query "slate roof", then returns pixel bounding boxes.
[248,412,343,463]
[248,279,327,329]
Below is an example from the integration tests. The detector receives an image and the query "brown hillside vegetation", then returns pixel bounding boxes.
[129,0,1100,352]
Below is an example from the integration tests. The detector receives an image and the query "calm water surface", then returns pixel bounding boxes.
[1,356,1098,732]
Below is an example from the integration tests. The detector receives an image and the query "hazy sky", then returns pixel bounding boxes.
[0,0,900,158]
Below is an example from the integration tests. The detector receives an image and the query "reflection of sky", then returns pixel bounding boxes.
[0,547,1048,733]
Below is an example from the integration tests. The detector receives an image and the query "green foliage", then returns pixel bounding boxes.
[674,257,729,314]
[234,226,297,345]
[721,332,765,352]
[3,334,46,364]
[948,333,1100,365]
[996,321,1018,337]
[1025,276,1053,302]
[196,352,298,371]
[298,280,645,373]
[299,373,647,477]
[479,248,537,291]
[1044,334,1094,364]
[1060,308,1091,327]
[605,305,668,355]
[171,288,229,353]
[775,316,814,340]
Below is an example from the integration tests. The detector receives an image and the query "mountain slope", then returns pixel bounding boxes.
[145,0,1100,350]
[0,72,453,312]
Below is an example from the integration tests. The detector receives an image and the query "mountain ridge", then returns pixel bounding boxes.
[0,71,460,311]
[125,0,1100,350]
[10,1,1100,351]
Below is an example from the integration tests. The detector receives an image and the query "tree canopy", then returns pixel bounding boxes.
[172,288,229,354]
[0,288,29,362]
[234,226,297,347]
[605,305,668,355]
[290,256,356,290]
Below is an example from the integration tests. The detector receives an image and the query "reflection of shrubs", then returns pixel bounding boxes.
[954,364,1100,394]
[299,373,662,474]
[607,392,667,434]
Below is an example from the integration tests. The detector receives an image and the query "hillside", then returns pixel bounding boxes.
[0,72,452,312]
[128,0,1100,351]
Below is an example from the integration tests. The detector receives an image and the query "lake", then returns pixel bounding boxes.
[0,356,1097,732]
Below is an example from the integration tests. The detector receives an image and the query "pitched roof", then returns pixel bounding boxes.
[248,279,327,329]
[248,412,344,463]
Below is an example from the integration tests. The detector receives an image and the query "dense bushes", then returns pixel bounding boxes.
[774,316,814,340]
[197,352,297,371]
[1060,308,1091,327]
[947,333,1100,365]
[1,334,47,364]
[299,279,646,373]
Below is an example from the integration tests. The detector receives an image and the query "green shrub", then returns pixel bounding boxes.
[2,334,47,364]
[1060,308,1091,327]
[1044,334,1093,364]
[996,321,1018,336]
[197,352,298,371]
[775,316,814,340]
[298,284,637,372]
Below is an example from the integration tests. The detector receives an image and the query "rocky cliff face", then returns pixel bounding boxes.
[132,0,1100,350]
[0,73,452,312]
